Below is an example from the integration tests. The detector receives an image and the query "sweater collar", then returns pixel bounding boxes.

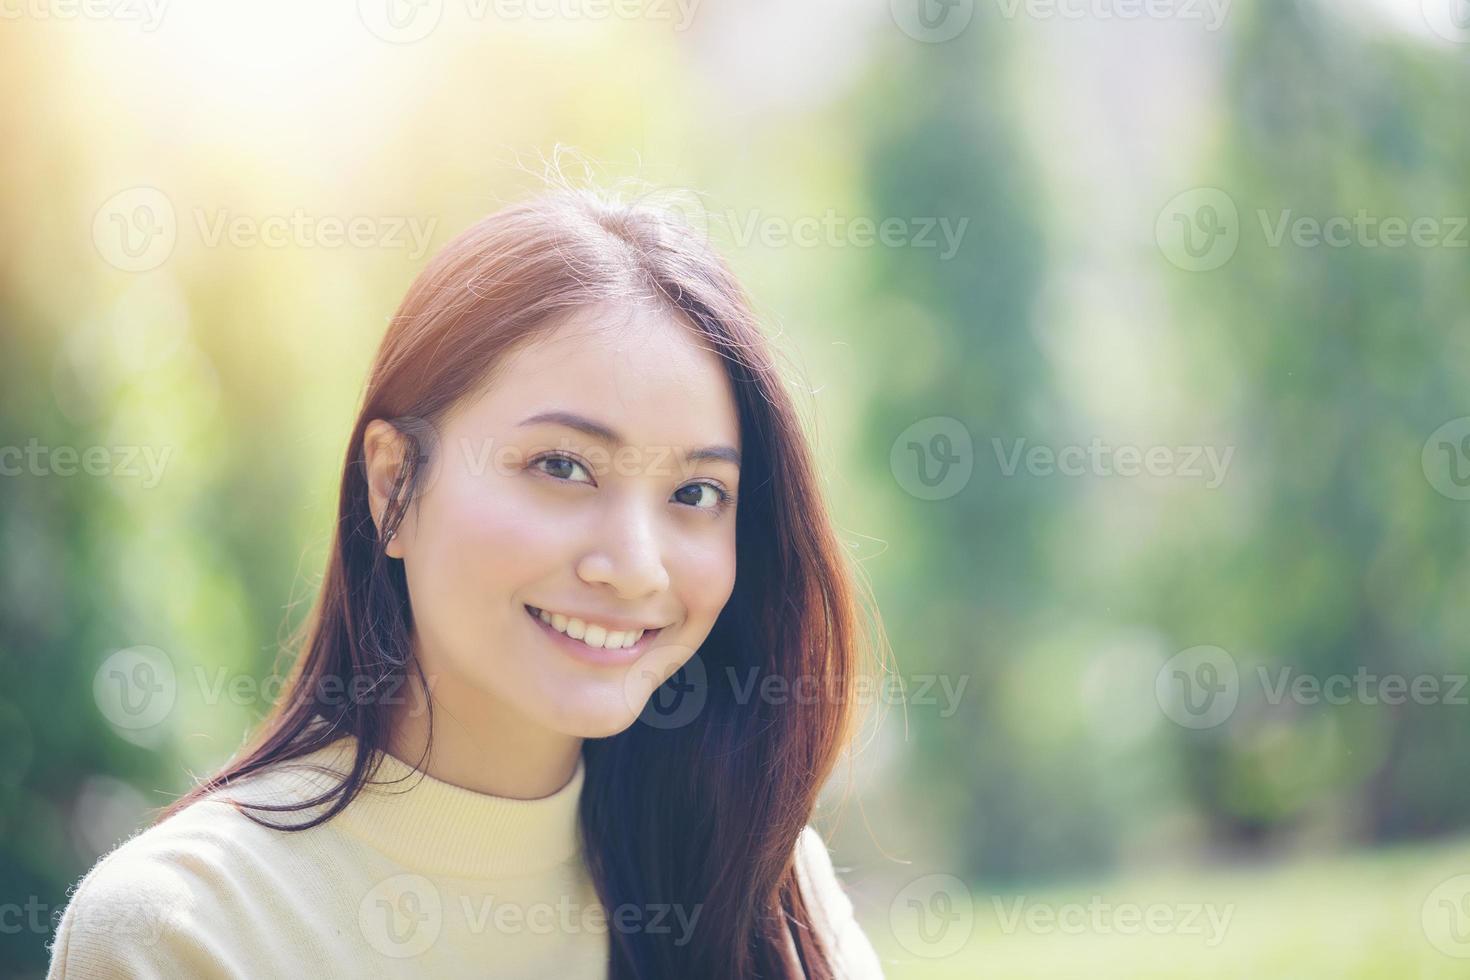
[256,733,587,879]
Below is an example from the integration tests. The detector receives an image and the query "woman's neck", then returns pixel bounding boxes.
[385,667,584,800]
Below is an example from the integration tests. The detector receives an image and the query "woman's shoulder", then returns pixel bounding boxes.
[793,824,887,979]
[45,745,353,979]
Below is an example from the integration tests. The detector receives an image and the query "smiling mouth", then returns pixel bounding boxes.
[523,604,666,655]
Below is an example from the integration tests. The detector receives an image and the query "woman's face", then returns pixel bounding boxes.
[367,302,741,739]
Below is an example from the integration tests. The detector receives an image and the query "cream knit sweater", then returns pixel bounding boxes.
[45,735,885,978]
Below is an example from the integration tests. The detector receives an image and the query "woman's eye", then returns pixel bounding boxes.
[534,454,733,513]
[533,453,593,484]
[674,482,733,512]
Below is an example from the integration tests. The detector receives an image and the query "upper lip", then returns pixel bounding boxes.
[527,604,669,633]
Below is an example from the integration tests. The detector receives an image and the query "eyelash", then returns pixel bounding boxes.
[528,452,737,515]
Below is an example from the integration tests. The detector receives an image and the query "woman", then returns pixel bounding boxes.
[47,185,889,978]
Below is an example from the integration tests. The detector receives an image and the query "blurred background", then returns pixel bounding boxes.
[3,0,1470,976]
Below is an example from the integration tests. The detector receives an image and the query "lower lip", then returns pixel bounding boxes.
[524,605,663,667]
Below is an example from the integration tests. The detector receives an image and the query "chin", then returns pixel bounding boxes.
[573,716,640,740]
[548,711,641,741]
[536,693,645,741]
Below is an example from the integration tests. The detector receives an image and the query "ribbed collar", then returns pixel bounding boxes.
[241,734,587,879]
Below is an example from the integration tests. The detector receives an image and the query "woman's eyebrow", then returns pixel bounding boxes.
[516,410,741,467]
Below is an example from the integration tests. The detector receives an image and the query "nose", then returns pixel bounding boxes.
[575,493,671,600]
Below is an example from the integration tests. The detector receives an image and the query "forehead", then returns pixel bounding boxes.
[455,302,741,450]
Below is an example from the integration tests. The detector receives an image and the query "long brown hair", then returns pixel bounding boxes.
[159,182,885,979]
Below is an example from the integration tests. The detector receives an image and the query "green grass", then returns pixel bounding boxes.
[866,836,1470,979]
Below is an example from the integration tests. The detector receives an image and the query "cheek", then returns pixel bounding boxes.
[668,530,738,623]
[410,475,568,605]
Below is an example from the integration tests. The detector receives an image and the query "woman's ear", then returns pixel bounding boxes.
[362,418,409,559]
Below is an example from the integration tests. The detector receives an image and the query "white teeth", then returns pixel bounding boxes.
[530,606,648,651]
